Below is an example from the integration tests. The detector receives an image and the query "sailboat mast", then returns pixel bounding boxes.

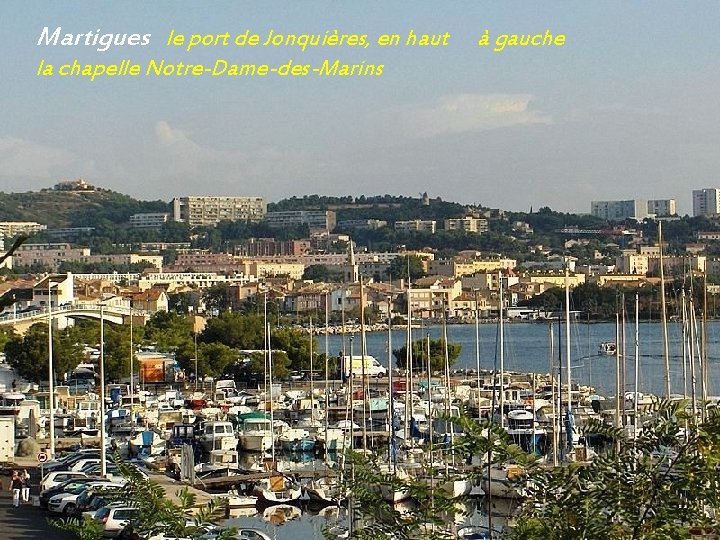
[388,296,395,472]
[404,276,412,441]
[701,274,709,418]
[498,270,505,428]
[689,297,698,422]
[359,278,368,452]
[475,288,481,421]
[268,321,275,462]
[659,221,671,398]
[633,293,639,439]
[549,322,558,466]
[615,313,620,438]
[324,293,330,465]
[564,264,572,415]
[681,290,688,397]
[309,317,314,422]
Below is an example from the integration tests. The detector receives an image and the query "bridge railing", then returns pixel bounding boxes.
[0,302,147,324]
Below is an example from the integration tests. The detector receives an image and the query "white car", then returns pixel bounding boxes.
[48,481,122,515]
[237,530,272,540]
[94,505,139,538]
[71,458,101,472]
[40,470,88,491]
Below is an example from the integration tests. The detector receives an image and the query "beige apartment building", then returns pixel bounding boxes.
[394,220,437,233]
[520,273,586,288]
[172,196,266,226]
[0,221,47,237]
[443,217,489,233]
[12,243,163,272]
[427,257,517,277]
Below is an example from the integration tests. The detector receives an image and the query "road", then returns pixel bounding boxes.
[0,466,77,540]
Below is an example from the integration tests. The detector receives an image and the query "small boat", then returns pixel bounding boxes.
[278,428,316,453]
[194,449,241,478]
[598,341,617,356]
[304,476,345,505]
[481,463,527,499]
[252,475,303,504]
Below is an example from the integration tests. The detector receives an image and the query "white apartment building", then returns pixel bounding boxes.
[591,200,648,221]
[444,217,489,233]
[394,220,437,233]
[647,199,676,217]
[0,221,47,237]
[172,196,266,226]
[264,210,336,231]
[693,188,720,217]
[129,213,171,228]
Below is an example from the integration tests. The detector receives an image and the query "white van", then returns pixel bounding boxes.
[342,355,387,378]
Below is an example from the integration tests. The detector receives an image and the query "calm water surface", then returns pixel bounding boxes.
[321,320,720,398]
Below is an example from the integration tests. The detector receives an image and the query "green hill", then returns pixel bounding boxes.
[0,186,169,228]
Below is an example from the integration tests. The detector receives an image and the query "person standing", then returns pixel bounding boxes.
[20,469,30,503]
[9,471,22,507]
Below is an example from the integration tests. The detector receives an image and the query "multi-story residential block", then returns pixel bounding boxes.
[137,272,255,291]
[45,227,95,239]
[615,251,650,275]
[520,273,586,288]
[11,243,163,272]
[692,188,720,217]
[616,248,706,276]
[336,219,387,230]
[590,200,648,221]
[406,277,463,318]
[173,252,237,269]
[444,217,489,233]
[427,257,516,277]
[394,220,437,233]
[264,210,336,231]
[13,243,91,268]
[647,199,676,217]
[0,221,47,237]
[246,261,305,280]
[172,196,266,226]
[235,238,311,257]
[129,213,171,229]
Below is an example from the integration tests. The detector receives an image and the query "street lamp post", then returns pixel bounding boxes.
[47,277,55,458]
[99,301,107,477]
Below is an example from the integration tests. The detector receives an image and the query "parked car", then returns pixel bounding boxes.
[44,448,100,469]
[94,505,140,538]
[45,449,101,472]
[48,481,111,515]
[40,470,88,491]
[70,458,101,472]
[40,477,111,508]
[74,483,124,516]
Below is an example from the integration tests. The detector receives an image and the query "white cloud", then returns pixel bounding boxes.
[147,121,314,198]
[395,93,551,138]
[0,136,94,180]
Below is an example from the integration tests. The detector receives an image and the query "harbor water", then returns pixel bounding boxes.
[322,320,720,398]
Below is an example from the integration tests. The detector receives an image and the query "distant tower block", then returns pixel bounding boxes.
[421,192,430,206]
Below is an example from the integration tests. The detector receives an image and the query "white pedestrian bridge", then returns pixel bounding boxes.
[0,302,146,333]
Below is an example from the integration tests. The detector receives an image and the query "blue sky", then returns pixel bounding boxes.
[1,1,718,213]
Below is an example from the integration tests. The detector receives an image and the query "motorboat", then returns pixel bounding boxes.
[252,475,303,504]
